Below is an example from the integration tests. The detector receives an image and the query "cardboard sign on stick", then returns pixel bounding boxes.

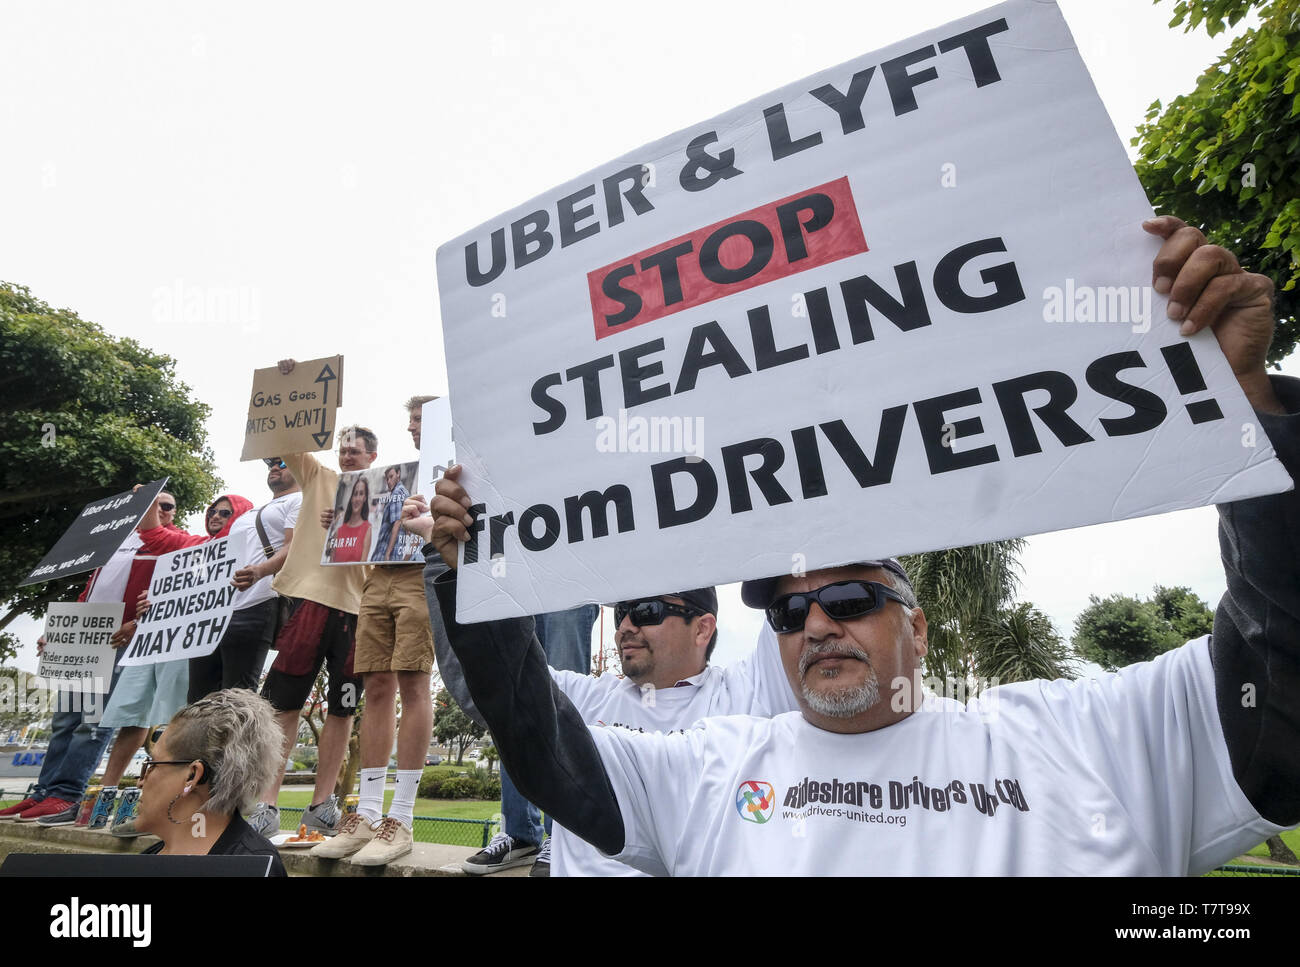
[241,355,344,460]
[435,0,1294,622]
[118,538,239,667]
[38,602,124,693]
[20,479,168,587]
[321,462,424,565]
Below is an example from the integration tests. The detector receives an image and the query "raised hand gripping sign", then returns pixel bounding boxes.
[435,0,1293,621]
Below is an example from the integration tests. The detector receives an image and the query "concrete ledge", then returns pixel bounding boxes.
[0,821,528,877]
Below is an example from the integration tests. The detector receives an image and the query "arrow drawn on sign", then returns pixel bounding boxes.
[315,363,337,405]
[312,364,337,447]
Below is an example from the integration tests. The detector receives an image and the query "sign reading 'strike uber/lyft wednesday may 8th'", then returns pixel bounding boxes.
[435,0,1294,621]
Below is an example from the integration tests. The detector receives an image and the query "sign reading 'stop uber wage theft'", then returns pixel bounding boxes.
[434,0,1294,621]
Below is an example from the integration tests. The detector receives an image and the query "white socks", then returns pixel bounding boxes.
[388,770,422,829]
[358,768,386,823]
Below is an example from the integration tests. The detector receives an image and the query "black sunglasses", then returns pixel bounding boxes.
[263,457,286,469]
[207,507,233,519]
[765,580,909,633]
[158,502,175,512]
[614,599,704,628]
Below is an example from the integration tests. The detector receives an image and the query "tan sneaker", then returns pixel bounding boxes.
[309,812,379,859]
[349,816,412,866]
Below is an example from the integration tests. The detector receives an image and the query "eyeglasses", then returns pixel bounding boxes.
[614,599,704,628]
[139,758,193,781]
[263,458,286,469]
[207,507,233,519]
[765,580,909,634]
[158,502,175,512]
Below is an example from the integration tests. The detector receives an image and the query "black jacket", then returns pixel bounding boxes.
[142,810,288,877]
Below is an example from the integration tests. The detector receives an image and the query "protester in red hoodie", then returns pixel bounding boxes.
[94,491,253,834]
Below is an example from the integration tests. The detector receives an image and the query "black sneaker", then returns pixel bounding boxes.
[460,832,538,875]
[35,803,80,827]
[528,836,552,877]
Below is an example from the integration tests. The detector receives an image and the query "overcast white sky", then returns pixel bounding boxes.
[3,0,1294,676]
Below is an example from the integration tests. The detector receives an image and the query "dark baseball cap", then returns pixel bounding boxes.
[674,587,718,617]
[617,587,718,617]
[740,559,911,609]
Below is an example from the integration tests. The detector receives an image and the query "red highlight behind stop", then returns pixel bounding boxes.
[587,176,867,340]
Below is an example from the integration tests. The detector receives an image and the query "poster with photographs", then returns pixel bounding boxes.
[320,462,422,565]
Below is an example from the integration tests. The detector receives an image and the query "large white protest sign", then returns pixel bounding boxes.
[38,603,123,693]
[118,539,238,667]
[435,0,1294,621]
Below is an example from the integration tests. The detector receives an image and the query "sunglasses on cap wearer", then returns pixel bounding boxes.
[765,580,910,634]
[263,457,286,469]
[614,599,705,629]
[207,507,233,519]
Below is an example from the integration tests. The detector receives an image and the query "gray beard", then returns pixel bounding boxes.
[799,644,881,718]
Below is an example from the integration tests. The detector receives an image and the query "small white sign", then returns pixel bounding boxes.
[38,602,123,692]
[417,397,455,500]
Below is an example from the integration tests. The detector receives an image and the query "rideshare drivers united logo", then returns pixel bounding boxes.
[735,780,775,824]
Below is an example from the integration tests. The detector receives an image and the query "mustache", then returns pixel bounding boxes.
[617,629,648,649]
[799,642,872,678]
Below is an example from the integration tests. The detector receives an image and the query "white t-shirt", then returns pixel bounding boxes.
[229,493,301,611]
[590,637,1287,876]
[550,624,797,876]
[84,531,143,605]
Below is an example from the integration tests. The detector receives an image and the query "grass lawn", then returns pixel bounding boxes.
[274,788,499,821]
[1244,827,1300,862]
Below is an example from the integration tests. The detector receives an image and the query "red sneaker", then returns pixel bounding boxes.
[0,797,41,821]
[14,797,75,823]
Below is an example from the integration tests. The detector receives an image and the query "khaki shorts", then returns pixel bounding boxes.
[353,565,434,675]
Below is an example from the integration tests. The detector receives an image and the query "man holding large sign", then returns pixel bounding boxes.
[428,216,1299,874]
[435,0,1292,623]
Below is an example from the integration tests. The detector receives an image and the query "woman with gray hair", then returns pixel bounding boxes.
[136,688,287,875]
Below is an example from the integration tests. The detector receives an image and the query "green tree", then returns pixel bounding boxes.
[1132,0,1300,364]
[972,603,1077,685]
[900,540,1025,684]
[1150,584,1215,641]
[433,688,484,766]
[0,283,221,634]
[1072,593,1183,671]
